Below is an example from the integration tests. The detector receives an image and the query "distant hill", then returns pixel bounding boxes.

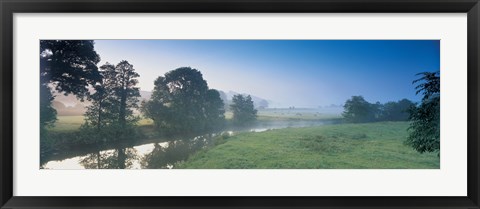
[51,92,88,116]
[139,91,152,101]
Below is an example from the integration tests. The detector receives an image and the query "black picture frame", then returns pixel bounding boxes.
[1,0,479,208]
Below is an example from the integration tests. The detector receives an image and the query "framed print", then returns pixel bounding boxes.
[1,0,479,208]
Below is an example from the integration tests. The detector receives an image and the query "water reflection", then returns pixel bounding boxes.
[141,136,213,169]
[79,147,139,169]
[41,119,340,169]
[42,135,214,169]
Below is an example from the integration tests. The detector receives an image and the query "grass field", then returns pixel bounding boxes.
[50,108,339,132]
[179,122,439,169]
[256,108,341,121]
[48,116,154,132]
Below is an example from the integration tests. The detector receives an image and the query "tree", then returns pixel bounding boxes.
[141,67,225,134]
[342,96,379,123]
[204,89,226,130]
[381,99,416,121]
[230,94,257,125]
[40,84,57,151]
[83,63,118,131]
[406,71,440,153]
[40,40,101,98]
[114,60,141,128]
[141,76,173,130]
[40,40,101,138]
[165,67,209,133]
[40,40,100,130]
[82,61,141,142]
[40,84,57,128]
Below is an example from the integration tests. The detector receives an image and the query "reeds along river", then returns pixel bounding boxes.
[41,119,341,169]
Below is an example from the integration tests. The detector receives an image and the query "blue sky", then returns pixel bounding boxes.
[94,40,440,108]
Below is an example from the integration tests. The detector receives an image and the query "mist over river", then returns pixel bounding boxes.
[41,119,340,169]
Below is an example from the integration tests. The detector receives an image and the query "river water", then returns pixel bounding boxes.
[41,119,339,169]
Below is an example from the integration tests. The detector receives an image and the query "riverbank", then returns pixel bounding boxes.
[179,121,439,169]
[41,115,340,165]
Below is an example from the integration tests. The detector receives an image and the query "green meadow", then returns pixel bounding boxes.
[179,121,439,169]
[48,116,154,132]
[46,114,439,169]
[40,40,440,170]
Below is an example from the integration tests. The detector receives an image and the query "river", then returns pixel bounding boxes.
[41,119,340,169]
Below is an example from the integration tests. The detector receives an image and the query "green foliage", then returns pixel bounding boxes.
[141,67,225,134]
[204,89,226,130]
[179,122,439,169]
[343,96,415,123]
[342,96,378,123]
[83,63,118,130]
[40,84,57,128]
[40,40,101,99]
[230,94,257,125]
[82,61,141,142]
[114,61,141,127]
[40,40,100,151]
[380,99,416,121]
[406,71,440,153]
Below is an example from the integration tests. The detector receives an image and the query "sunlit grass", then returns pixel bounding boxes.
[51,109,338,132]
[50,116,154,132]
[48,116,84,132]
[179,121,439,169]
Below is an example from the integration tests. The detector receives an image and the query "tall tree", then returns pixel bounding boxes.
[83,63,118,130]
[40,40,101,98]
[82,61,140,142]
[406,71,440,153]
[166,67,209,133]
[230,94,257,126]
[40,40,100,131]
[114,61,141,128]
[142,67,225,134]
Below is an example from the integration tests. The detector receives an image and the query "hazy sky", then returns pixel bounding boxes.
[94,40,440,108]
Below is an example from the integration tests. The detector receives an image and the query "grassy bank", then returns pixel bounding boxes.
[42,116,155,154]
[179,122,439,169]
[48,116,154,132]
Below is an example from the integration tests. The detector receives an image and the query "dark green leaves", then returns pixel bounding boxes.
[230,94,257,126]
[406,71,440,154]
[142,67,225,134]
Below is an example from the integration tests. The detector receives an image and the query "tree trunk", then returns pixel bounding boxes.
[119,91,127,127]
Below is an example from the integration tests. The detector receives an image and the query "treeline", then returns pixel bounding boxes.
[39,40,439,156]
[141,67,225,134]
[40,40,259,152]
[141,67,258,135]
[81,61,141,142]
[341,71,440,154]
[40,40,103,150]
[41,40,143,145]
[342,96,415,123]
